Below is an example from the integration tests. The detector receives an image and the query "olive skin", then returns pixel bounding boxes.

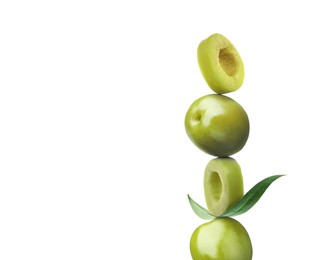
[190,218,253,260]
[185,94,249,157]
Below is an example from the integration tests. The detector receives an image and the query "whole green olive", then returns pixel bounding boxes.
[185,94,249,157]
[190,217,253,260]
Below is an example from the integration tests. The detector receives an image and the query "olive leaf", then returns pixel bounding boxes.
[188,174,285,220]
[222,174,285,217]
[187,194,216,220]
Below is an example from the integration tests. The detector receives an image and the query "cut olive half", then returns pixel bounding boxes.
[204,157,244,216]
[197,33,245,94]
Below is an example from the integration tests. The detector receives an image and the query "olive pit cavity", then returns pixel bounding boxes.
[209,171,223,201]
[219,48,237,76]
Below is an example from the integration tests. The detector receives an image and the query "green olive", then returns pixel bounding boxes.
[190,218,252,260]
[204,157,244,216]
[185,94,249,157]
[197,33,245,94]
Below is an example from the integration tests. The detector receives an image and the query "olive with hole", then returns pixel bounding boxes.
[197,33,244,94]
[204,157,243,216]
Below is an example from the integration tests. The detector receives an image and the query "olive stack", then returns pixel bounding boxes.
[185,33,253,260]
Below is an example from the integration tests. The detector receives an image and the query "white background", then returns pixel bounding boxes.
[0,0,307,259]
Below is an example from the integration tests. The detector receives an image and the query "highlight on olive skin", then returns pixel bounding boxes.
[197,33,245,94]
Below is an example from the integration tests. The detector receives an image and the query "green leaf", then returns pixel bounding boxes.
[222,174,285,217]
[187,194,216,220]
